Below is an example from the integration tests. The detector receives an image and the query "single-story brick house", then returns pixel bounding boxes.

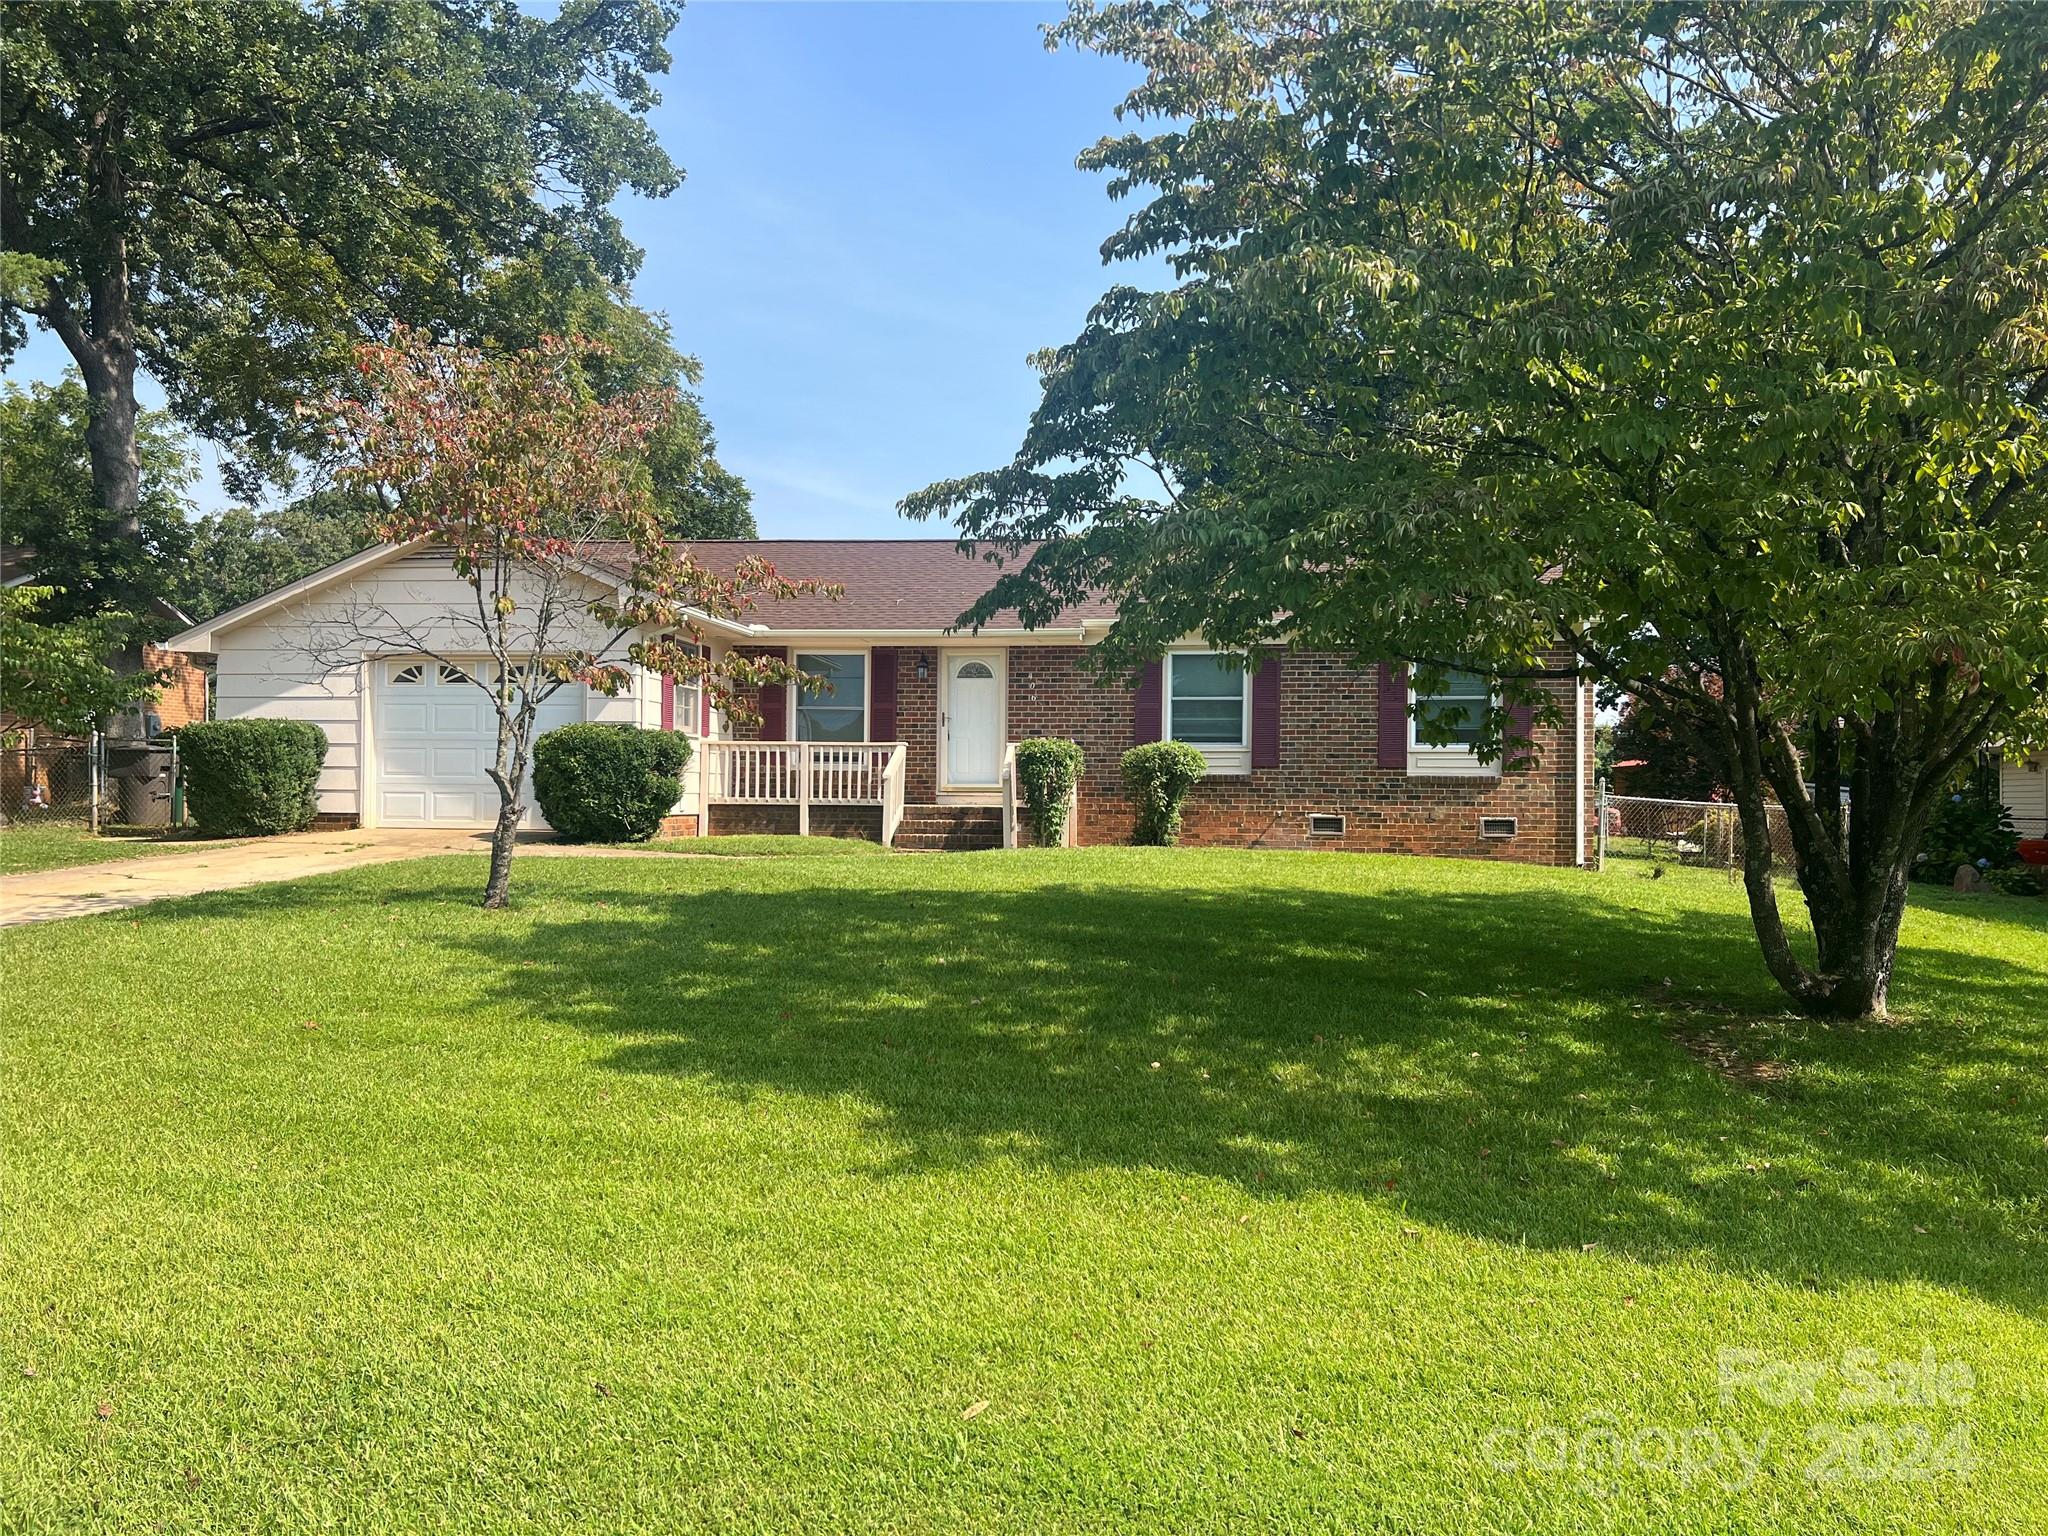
[164,538,1594,862]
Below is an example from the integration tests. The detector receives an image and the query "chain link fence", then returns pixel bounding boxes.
[1597,789,1799,873]
[2,733,180,832]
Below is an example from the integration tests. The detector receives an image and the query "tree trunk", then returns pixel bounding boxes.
[40,117,144,537]
[76,341,143,536]
[480,698,534,910]
[482,794,522,911]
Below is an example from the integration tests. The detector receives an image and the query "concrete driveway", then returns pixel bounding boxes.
[0,828,491,927]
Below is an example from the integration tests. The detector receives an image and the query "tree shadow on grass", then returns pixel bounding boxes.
[135,857,2048,1306]
[386,862,2048,1309]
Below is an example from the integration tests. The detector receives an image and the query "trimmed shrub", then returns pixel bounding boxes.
[1014,737,1083,847]
[1120,740,1208,846]
[176,719,328,836]
[533,723,691,843]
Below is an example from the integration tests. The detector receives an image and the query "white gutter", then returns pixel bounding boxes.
[737,625,1093,644]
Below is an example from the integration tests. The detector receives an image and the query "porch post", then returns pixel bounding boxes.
[798,743,811,837]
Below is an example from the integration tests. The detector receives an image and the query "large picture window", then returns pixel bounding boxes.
[1411,669,1491,748]
[795,652,867,742]
[1167,652,1248,746]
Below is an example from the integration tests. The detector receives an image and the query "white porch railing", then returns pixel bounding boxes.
[999,743,1078,849]
[700,740,906,843]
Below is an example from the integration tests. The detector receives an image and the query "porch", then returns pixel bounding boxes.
[692,740,1071,850]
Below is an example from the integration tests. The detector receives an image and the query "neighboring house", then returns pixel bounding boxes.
[162,539,1595,862]
[0,544,210,741]
[1996,745,2047,841]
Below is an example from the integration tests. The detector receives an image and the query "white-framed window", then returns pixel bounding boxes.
[794,651,868,742]
[387,661,426,686]
[1409,668,1499,776]
[1166,651,1249,748]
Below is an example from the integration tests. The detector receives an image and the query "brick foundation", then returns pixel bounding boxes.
[310,812,360,831]
[708,804,883,841]
[656,813,700,838]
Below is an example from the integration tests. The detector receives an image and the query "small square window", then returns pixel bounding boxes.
[1411,669,1491,748]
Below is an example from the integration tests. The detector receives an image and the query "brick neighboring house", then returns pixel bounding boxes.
[162,538,1595,862]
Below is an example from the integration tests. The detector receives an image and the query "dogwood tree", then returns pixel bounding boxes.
[909,1,2048,1018]
[311,328,831,908]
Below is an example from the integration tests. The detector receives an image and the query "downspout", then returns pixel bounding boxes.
[1574,678,1588,867]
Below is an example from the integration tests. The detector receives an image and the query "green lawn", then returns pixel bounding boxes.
[2,849,2043,1534]
[0,824,236,875]
[631,832,893,857]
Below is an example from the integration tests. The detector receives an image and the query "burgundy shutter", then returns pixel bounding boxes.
[1376,663,1408,769]
[869,647,898,742]
[757,647,788,740]
[1132,660,1163,744]
[1507,695,1537,772]
[1251,651,1281,768]
[659,634,675,732]
[700,646,712,736]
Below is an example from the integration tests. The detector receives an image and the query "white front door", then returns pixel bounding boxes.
[943,652,1003,788]
[372,658,583,828]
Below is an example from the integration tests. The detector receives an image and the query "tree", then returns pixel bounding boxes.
[1,0,683,529]
[172,491,380,623]
[478,271,757,539]
[908,2,2048,1018]
[0,587,161,736]
[309,328,830,909]
[0,376,194,627]
[1609,693,1725,802]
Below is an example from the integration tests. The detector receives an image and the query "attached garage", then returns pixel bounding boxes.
[163,546,674,831]
[371,657,586,829]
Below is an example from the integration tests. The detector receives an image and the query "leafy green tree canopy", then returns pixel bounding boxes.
[0,376,194,627]
[0,586,162,735]
[909,1,2048,1018]
[1,0,684,520]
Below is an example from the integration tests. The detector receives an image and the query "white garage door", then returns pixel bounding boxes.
[372,658,585,828]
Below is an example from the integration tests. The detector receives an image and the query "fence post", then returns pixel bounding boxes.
[169,733,184,828]
[88,728,101,836]
[1595,775,1607,871]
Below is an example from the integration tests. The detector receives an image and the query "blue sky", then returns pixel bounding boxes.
[5,1,1163,538]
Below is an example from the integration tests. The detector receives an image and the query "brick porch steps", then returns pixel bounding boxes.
[893,805,1003,852]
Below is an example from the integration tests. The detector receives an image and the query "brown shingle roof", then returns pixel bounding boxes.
[614,539,1117,634]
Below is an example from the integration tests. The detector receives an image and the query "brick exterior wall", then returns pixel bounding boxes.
[718,641,1591,867]
[1008,646,1591,867]
[142,644,209,730]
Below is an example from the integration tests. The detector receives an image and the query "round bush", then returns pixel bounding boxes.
[533,723,691,843]
[176,719,328,836]
[1014,737,1083,847]
[1120,740,1209,846]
